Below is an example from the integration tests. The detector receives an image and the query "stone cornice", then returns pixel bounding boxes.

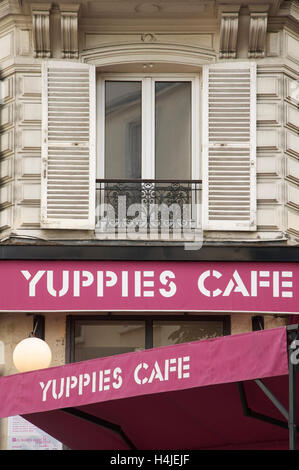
[0,61,42,79]
[278,0,299,20]
[79,17,218,33]
[256,61,299,78]
[267,1,298,37]
[81,43,217,68]
[0,12,31,34]
[217,1,283,16]
[0,0,22,20]
[0,0,287,21]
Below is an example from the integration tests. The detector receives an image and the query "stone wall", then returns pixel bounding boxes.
[0,1,298,242]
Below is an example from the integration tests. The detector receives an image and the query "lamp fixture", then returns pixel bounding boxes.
[13,315,52,373]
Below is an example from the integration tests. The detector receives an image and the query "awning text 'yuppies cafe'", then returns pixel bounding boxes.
[0,260,297,313]
[0,326,297,450]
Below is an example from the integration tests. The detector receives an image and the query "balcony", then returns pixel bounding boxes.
[95,179,202,241]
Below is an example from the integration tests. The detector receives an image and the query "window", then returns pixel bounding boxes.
[97,76,200,182]
[40,61,256,233]
[95,75,201,235]
[66,315,230,363]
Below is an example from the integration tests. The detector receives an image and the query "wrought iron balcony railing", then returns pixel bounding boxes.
[95,179,202,238]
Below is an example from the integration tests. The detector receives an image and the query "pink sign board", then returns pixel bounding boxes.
[0,260,297,313]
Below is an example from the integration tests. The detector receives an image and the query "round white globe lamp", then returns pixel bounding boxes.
[13,337,52,373]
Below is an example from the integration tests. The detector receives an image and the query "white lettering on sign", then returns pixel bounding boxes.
[159,270,177,297]
[39,357,190,402]
[134,356,190,385]
[21,270,45,296]
[39,366,123,402]
[21,268,294,300]
[197,270,293,299]
[21,270,177,298]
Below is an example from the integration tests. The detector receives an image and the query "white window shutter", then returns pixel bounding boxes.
[41,60,96,230]
[202,62,256,231]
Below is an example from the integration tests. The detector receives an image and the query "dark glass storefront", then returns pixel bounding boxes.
[66,315,230,362]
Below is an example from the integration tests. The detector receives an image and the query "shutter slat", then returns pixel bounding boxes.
[202,62,256,231]
[41,61,96,229]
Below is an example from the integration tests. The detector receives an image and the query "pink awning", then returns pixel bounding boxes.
[0,327,297,450]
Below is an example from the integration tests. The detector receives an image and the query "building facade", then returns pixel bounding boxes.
[0,0,299,449]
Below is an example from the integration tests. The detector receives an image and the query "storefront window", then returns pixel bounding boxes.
[153,320,224,347]
[73,320,145,362]
[67,316,230,363]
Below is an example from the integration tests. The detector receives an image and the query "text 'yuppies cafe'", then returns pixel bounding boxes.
[1,259,299,451]
[0,260,297,313]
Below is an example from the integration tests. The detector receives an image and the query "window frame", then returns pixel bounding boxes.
[40,61,256,232]
[96,73,201,181]
[66,314,231,363]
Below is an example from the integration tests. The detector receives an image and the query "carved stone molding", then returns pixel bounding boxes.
[248,5,269,58]
[60,4,80,59]
[0,0,22,20]
[141,33,156,43]
[31,3,51,58]
[219,5,240,59]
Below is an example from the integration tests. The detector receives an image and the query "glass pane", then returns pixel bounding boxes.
[155,82,191,180]
[153,320,224,347]
[105,81,142,179]
[74,321,145,362]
